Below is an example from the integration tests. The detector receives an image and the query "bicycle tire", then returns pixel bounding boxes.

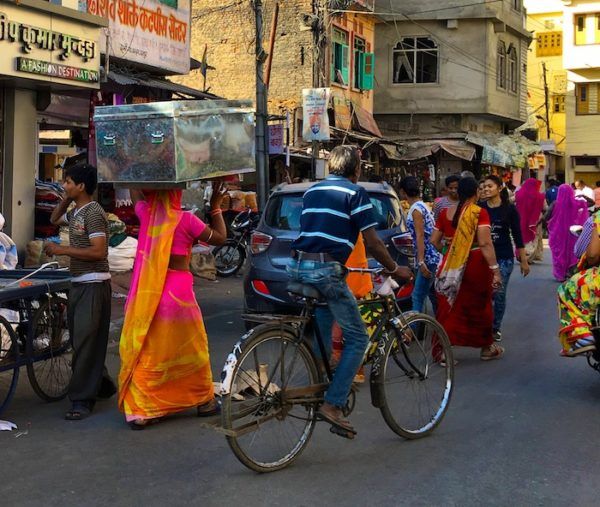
[0,315,20,416]
[376,312,454,439]
[26,298,72,402]
[214,241,246,277]
[222,324,319,473]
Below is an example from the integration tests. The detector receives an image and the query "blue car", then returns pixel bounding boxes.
[243,181,415,317]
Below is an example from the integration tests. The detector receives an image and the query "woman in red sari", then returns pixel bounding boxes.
[431,177,504,360]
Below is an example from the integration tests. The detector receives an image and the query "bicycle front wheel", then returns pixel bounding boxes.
[222,325,319,473]
[26,297,72,402]
[378,312,454,439]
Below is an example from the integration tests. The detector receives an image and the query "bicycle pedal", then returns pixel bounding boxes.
[329,425,356,440]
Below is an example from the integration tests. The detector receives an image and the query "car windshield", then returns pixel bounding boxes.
[264,192,402,231]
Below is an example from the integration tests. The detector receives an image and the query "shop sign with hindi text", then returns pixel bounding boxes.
[0,4,101,88]
[88,0,191,74]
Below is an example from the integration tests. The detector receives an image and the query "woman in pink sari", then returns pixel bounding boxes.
[118,184,227,429]
[515,178,546,262]
[547,184,589,282]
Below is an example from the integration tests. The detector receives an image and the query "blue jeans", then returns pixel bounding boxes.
[287,259,369,408]
[493,258,514,333]
[411,261,438,314]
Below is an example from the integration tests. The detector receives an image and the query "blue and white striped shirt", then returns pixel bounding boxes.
[291,176,377,263]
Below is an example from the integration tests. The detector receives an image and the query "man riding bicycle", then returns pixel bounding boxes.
[287,145,413,439]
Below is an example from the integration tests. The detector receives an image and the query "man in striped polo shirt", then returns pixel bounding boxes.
[289,145,412,438]
[46,163,115,421]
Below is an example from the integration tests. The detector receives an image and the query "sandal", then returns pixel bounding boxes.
[317,404,357,439]
[65,402,93,421]
[481,344,505,361]
[197,399,220,417]
[561,336,597,357]
[128,418,159,431]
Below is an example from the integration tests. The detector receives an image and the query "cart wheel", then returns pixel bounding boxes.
[26,297,72,402]
[0,315,20,415]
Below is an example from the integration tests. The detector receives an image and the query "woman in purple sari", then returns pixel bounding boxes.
[547,184,588,282]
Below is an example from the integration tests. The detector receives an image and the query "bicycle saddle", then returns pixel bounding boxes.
[286,282,325,302]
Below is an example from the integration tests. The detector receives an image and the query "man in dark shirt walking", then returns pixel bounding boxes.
[289,145,412,438]
[545,179,559,205]
[46,163,115,420]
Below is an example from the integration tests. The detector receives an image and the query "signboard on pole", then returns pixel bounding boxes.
[268,124,284,154]
[88,0,191,74]
[302,88,331,142]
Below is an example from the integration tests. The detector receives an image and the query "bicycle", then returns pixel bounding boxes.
[218,267,454,473]
[0,266,72,415]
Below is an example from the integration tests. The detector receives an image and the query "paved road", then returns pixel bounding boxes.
[2,257,599,506]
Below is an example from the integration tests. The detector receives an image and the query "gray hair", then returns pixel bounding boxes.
[328,145,360,178]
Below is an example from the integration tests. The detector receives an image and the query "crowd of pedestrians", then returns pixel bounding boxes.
[47,151,600,430]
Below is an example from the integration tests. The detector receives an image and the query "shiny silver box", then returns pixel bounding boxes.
[94,100,255,185]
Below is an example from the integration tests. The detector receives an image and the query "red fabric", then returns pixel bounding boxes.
[515,178,545,244]
[435,209,494,348]
[435,207,490,237]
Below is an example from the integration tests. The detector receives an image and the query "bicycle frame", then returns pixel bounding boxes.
[223,290,417,410]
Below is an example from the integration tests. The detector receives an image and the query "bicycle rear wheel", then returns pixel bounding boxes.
[222,325,319,473]
[0,316,20,415]
[26,297,72,402]
[378,312,454,439]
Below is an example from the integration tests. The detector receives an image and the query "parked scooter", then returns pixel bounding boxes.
[213,208,260,277]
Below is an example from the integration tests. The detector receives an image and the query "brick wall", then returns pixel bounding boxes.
[175,0,315,114]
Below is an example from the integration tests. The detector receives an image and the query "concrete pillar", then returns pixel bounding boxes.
[2,88,37,256]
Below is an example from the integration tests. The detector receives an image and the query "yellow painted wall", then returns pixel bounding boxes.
[330,11,375,113]
[526,11,567,152]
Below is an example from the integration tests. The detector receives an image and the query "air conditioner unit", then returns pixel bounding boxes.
[545,19,555,30]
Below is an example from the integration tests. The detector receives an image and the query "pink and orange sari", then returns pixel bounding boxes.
[118,191,213,421]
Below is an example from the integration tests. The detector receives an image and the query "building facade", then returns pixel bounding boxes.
[177,1,378,140]
[374,0,531,139]
[0,0,105,250]
[524,0,567,180]
[525,0,600,184]
[561,0,600,184]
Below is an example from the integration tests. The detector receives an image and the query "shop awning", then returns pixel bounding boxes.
[107,71,220,100]
[380,143,404,160]
[466,132,540,169]
[397,139,476,162]
[353,103,382,137]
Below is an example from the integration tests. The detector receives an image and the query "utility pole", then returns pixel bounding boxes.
[311,1,327,179]
[542,61,551,140]
[254,0,269,210]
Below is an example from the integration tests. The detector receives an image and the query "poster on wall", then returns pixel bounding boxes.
[302,88,331,142]
[88,0,191,74]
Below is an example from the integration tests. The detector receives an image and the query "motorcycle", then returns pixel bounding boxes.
[569,224,600,374]
[213,208,260,277]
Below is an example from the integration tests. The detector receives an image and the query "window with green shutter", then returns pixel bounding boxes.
[332,27,350,86]
[359,52,375,90]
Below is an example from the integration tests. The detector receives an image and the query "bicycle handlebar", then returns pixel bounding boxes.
[345,267,385,274]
